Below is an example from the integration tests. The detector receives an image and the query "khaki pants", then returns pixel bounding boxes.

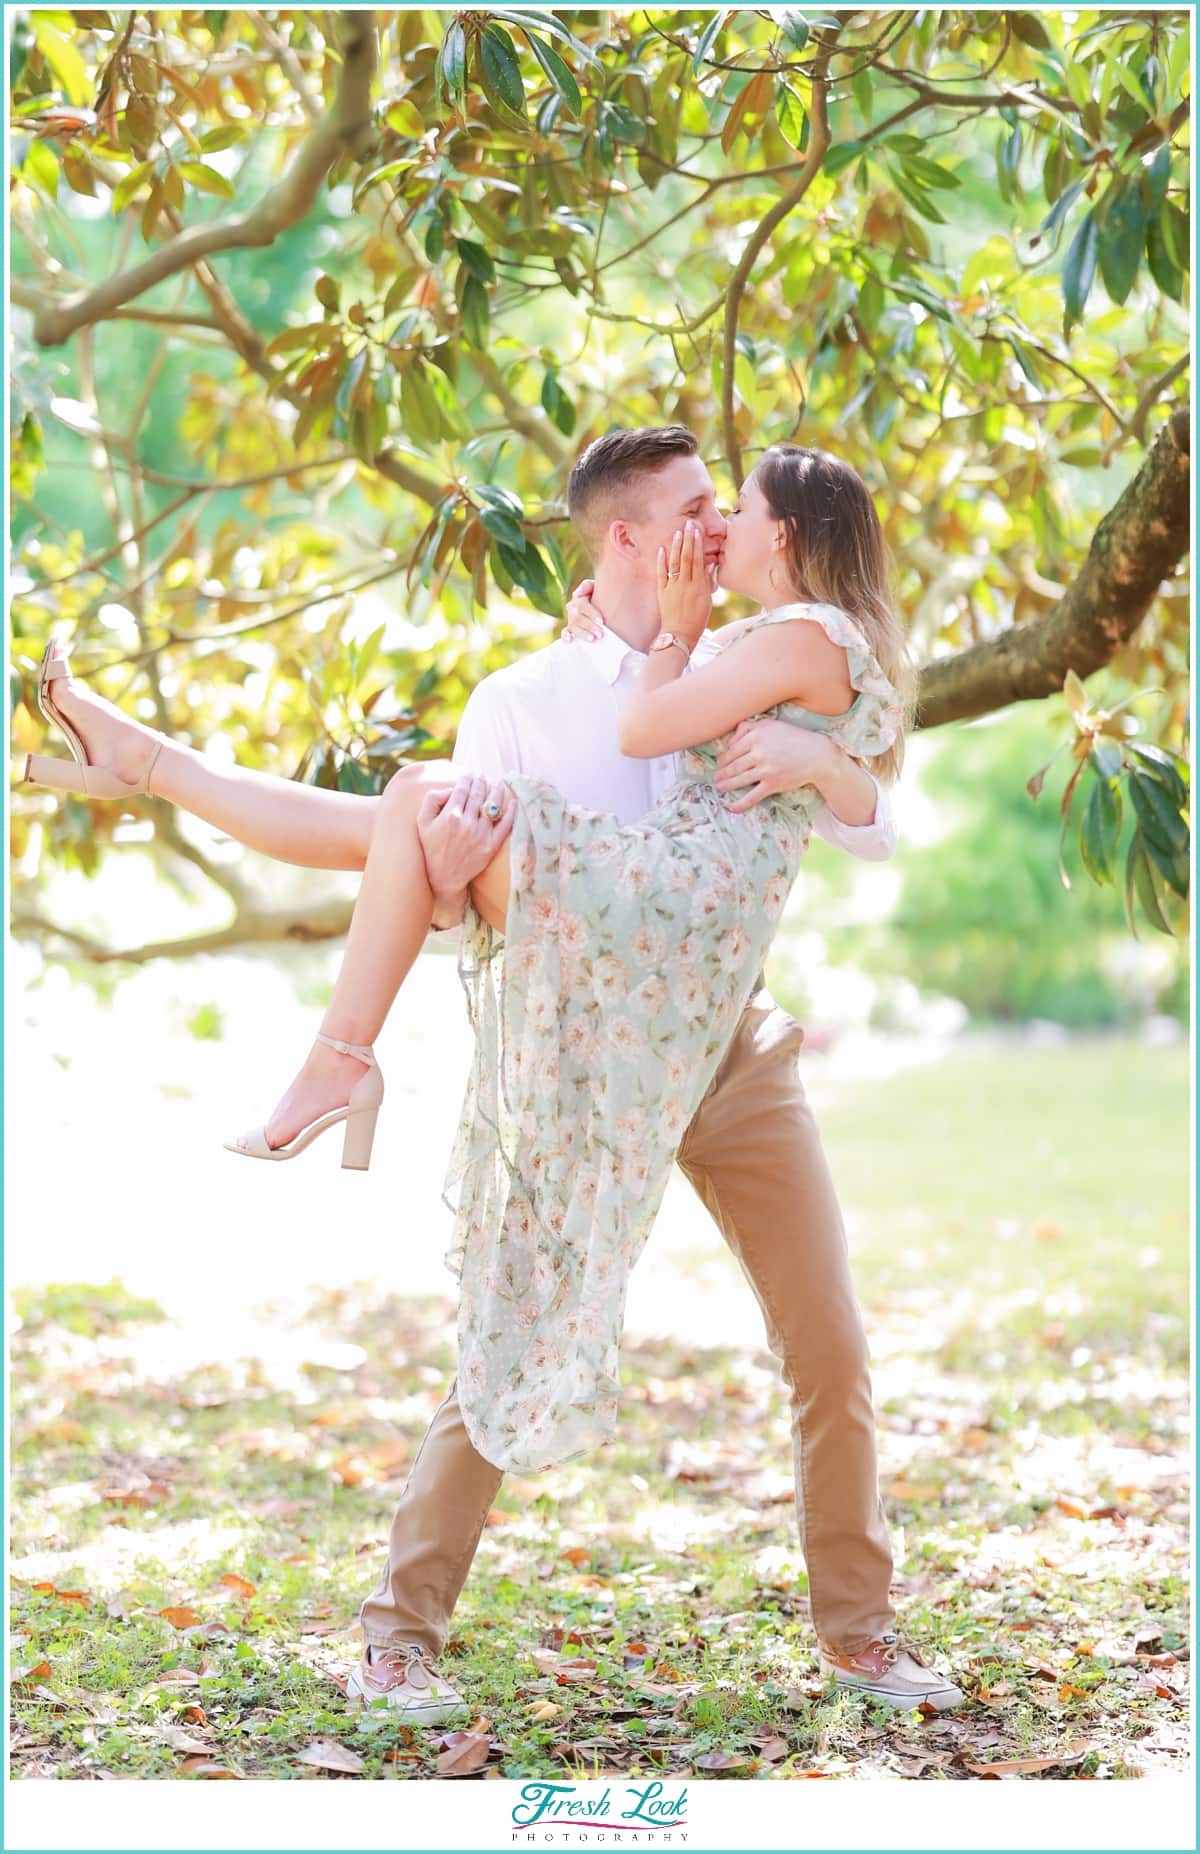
[358,994,895,1658]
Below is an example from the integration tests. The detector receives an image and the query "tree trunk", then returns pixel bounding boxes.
[915,407,1190,729]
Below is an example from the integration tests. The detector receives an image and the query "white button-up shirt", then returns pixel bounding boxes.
[451,627,896,856]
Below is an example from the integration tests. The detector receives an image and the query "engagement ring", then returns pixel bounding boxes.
[484,800,502,820]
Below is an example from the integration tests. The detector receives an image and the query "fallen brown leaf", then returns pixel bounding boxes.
[10,1660,52,1685]
[695,1750,756,1771]
[369,1439,411,1472]
[162,1727,213,1755]
[332,1453,374,1488]
[219,1574,256,1599]
[101,1481,171,1507]
[962,1741,1090,1778]
[436,1730,492,1777]
[555,1662,599,1685]
[39,1418,87,1444]
[297,1739,364,1775]
[158,1606,202,1630]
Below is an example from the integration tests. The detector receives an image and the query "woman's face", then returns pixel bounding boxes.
[715,471,793,605]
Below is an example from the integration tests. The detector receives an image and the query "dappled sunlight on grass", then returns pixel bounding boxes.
[10,1276,1188,1781]
[10,1039,1189,1780]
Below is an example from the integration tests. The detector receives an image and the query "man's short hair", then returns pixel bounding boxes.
[566,426,699,558]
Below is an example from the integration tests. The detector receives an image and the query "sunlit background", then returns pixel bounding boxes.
[7,1,1190,1794]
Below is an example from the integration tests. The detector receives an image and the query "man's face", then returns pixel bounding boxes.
[616,453,727,580]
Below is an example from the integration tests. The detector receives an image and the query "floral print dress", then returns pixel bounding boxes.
[442,601,902,1473]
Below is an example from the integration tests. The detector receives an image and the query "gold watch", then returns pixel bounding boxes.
[650,631,692,661]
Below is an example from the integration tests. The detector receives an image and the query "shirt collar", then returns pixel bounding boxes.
[575,625,645,686]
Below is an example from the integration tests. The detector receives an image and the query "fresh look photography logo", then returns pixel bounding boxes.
[511,1780,689,1840]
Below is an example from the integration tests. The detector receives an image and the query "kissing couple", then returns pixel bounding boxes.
[23,424,964,1718]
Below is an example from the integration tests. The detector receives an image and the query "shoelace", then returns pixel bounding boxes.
[371,1642,436,1676]
[868,1633,929,1671]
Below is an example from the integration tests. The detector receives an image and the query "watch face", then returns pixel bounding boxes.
[651,633,674,651]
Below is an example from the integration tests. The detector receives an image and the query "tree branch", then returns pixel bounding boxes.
[472,352,570,471]
[1131,355,1190,446]
[29,13,378,348]
[721,19,844,484]
[915,407,1191,728]
[12,895,355,965]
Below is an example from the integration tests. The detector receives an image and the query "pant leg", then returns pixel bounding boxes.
[675,993,895,1657]
[357,1376,504,1656]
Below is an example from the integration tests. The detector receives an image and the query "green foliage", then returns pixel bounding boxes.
[7,8,1190,947]
[837,705,1188,1026]
[1027,671,1190,934]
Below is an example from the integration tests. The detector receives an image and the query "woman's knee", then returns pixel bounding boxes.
[380,758,455,811]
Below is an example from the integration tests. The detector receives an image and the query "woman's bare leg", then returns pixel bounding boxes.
[242,762,511,1152]
[49,666,376,870]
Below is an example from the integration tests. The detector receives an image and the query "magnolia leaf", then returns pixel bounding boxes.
[525,32,582,117]
[1062,209,1098,329]
[177,160,235,199]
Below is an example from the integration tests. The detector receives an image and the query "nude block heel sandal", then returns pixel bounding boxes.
[21,637,165,800]
[223,1034,384,1170]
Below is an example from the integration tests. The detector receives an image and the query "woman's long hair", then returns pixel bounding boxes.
[756,444,916,783]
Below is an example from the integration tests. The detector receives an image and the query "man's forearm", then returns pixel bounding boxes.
[810,745,878,827]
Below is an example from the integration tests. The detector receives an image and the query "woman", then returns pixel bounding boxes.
[23,445,910,1473]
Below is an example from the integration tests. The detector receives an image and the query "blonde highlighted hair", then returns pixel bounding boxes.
[755,444,915,783]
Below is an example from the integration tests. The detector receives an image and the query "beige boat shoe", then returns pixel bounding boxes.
[345,1641,470,1726]
[824,1632,964,1711]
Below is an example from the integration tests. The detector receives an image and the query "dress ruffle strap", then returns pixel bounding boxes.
[729,601,904,761]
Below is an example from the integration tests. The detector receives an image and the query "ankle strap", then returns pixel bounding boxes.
[316,1032,375,1064]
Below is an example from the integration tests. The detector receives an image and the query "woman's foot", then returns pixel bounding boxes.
[234,1038,375,1154]
[49,666,164,790]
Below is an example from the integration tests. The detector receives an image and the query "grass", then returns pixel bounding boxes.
[820,1039,1189,1354]
[9,1039,1190,1782]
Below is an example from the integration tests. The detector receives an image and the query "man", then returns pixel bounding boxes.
[348,428,963,1719]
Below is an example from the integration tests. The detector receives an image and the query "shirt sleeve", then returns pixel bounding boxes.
[451,677,524,781]
[809,772,898,862]
[425,678,525,940]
